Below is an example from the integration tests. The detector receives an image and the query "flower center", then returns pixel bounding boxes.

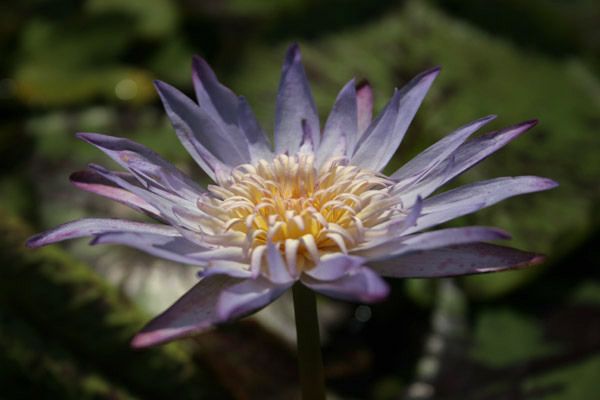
[199,153,399,275]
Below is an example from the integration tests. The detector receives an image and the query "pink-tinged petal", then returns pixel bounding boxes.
[317,79,358,165]
[274,43,320,155]
[443,119,538,185]
[91,231,209,266]
[70,170,162,220]
[354,226,510,261]
[192,54,240,136]
[391,115,496,180]
[76,133,205,199]
[356,80,373,139]
[369,242,546,278]
[351,89,401,169]
[217,277,292,321]
[154,80,250,177]
[301,266,389,303]
[305,253,366,281]
[422,176,559,214]
[131,274,241,348]
[353,67,441,171]
[25,218,179,247]
[237,96,273,163]
[265,241,295,283]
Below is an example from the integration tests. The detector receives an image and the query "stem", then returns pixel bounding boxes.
[292,282,326,400]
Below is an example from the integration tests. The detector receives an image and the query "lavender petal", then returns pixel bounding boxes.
[391,115,496,180]
[154,80,250,177]
[317,79,358,165]
[131,275,241,347]
[301,266,389,303]
[443,119,538,185]
[274,43,320,155]
[216,277,292,321]
[304,253,366,281]
[369,242,546,278]
[238,96,273,163]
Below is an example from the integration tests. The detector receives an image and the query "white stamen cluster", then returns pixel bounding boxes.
[198,153,402,276]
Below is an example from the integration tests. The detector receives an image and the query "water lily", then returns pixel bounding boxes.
[27,44,556,397]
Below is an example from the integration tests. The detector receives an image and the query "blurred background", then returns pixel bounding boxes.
[1,0,599,399]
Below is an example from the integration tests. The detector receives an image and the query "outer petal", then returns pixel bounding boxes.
[238,96,273,163]
[369,243,546,278]
[88,164,195,222]
[403,176,560,234]
[70,170,162,220]
[301,266,389,303]
[217,277,292,321]
[391,155,454,209]
[305,253,366,281]
[76,133,205,199]
[317,79,358,165]
[352,67,441,171]
[25,218,180,247]
[390,115,496,180]
[131,274,242,348]
[274,43,320,155]
[442,119,538,185]
[154,80,250,177]
[91,231,210,266]
[353,226,511,261]
[192,55,239,135]
[356,80,373,139]
[350,89,400,169]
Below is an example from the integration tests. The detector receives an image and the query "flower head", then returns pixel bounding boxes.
[26,44,557,347]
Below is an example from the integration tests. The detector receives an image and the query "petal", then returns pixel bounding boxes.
[422,176,558,215]
[274,43,320,155]
[217,277,292,321]
[265,241,295,283]
[317,79,358,165]
[88,164,193,222]
[369,242,546,278]
[442,119,538,185]
[191,55,239,136]
[301,266,389,303]
[154,80,250,177]
[352,67,441,171]
[350,88,401,169]
[402,176,558,234]
[391,155,455,209]
[356,80,373,139]
[354,226,511,261]
[390,115,496,180]
[131,274,242,348]
[91,231,209,266]
[305,253,366,281]
[237,96,273,163]
[25,218,180,247]
[200,260,253,279]
[76,133,205,199]
[70,170,162,220]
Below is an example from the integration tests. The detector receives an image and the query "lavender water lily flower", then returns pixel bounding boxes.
[27,44,557,348]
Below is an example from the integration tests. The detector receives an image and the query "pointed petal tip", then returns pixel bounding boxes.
[25,234,42,247]
[356,78,371,90]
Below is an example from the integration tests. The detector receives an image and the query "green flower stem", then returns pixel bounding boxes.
[292,282,326,400]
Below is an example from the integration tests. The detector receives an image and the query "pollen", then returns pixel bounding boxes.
[198,153,401,276]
